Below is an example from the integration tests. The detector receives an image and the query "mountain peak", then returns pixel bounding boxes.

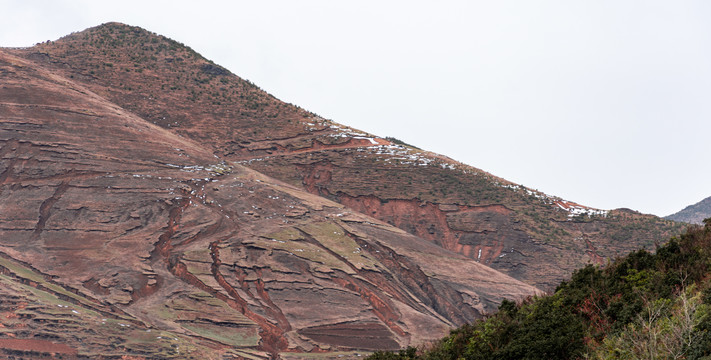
[48,21,202,60]
[87,21,143,32]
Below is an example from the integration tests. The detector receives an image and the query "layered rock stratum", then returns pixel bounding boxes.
[0,36,535,359]
[0,23,684,359]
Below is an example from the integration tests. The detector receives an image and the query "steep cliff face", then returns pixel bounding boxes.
[0,48,537,359]
[11,23,684,291]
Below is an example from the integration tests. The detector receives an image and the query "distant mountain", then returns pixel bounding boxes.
[666,196,711,224]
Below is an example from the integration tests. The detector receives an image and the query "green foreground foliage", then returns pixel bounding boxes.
[370,219,711,359]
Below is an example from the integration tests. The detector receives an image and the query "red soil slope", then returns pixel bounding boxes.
[0,47,537,359]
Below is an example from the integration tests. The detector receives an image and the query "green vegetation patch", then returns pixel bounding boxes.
[0,273,204,358]
[269,227,305,242]
[298,221,380,271]
[0,256,129,318]
[158,291,259,348]
[180,321,260,347]
[246,233,352,274]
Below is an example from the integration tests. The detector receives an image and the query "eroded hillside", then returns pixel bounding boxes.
[10,22,684,290]
[0,44,537,359]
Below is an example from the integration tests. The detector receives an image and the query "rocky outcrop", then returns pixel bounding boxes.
[245,153,683,289]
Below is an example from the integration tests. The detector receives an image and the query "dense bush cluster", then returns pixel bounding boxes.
[385,137,421,150]
[370,219,711,359]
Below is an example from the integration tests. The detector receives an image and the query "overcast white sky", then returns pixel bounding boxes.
[2,0,710,216]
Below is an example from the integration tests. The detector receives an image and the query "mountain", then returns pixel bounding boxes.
[11,23,684,291]
[0,22,685,358]
[0,45,537,358]
[0,28,536,359]
[666,196,711,225]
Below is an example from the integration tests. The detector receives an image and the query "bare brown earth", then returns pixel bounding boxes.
[0,46,537,359]
[8,23,684,293]
[0,338,78,356]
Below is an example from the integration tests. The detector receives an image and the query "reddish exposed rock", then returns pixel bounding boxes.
[0,46,537,358]
[8,23,683,292]
[0,22,685,358]
[251,152,684,289]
